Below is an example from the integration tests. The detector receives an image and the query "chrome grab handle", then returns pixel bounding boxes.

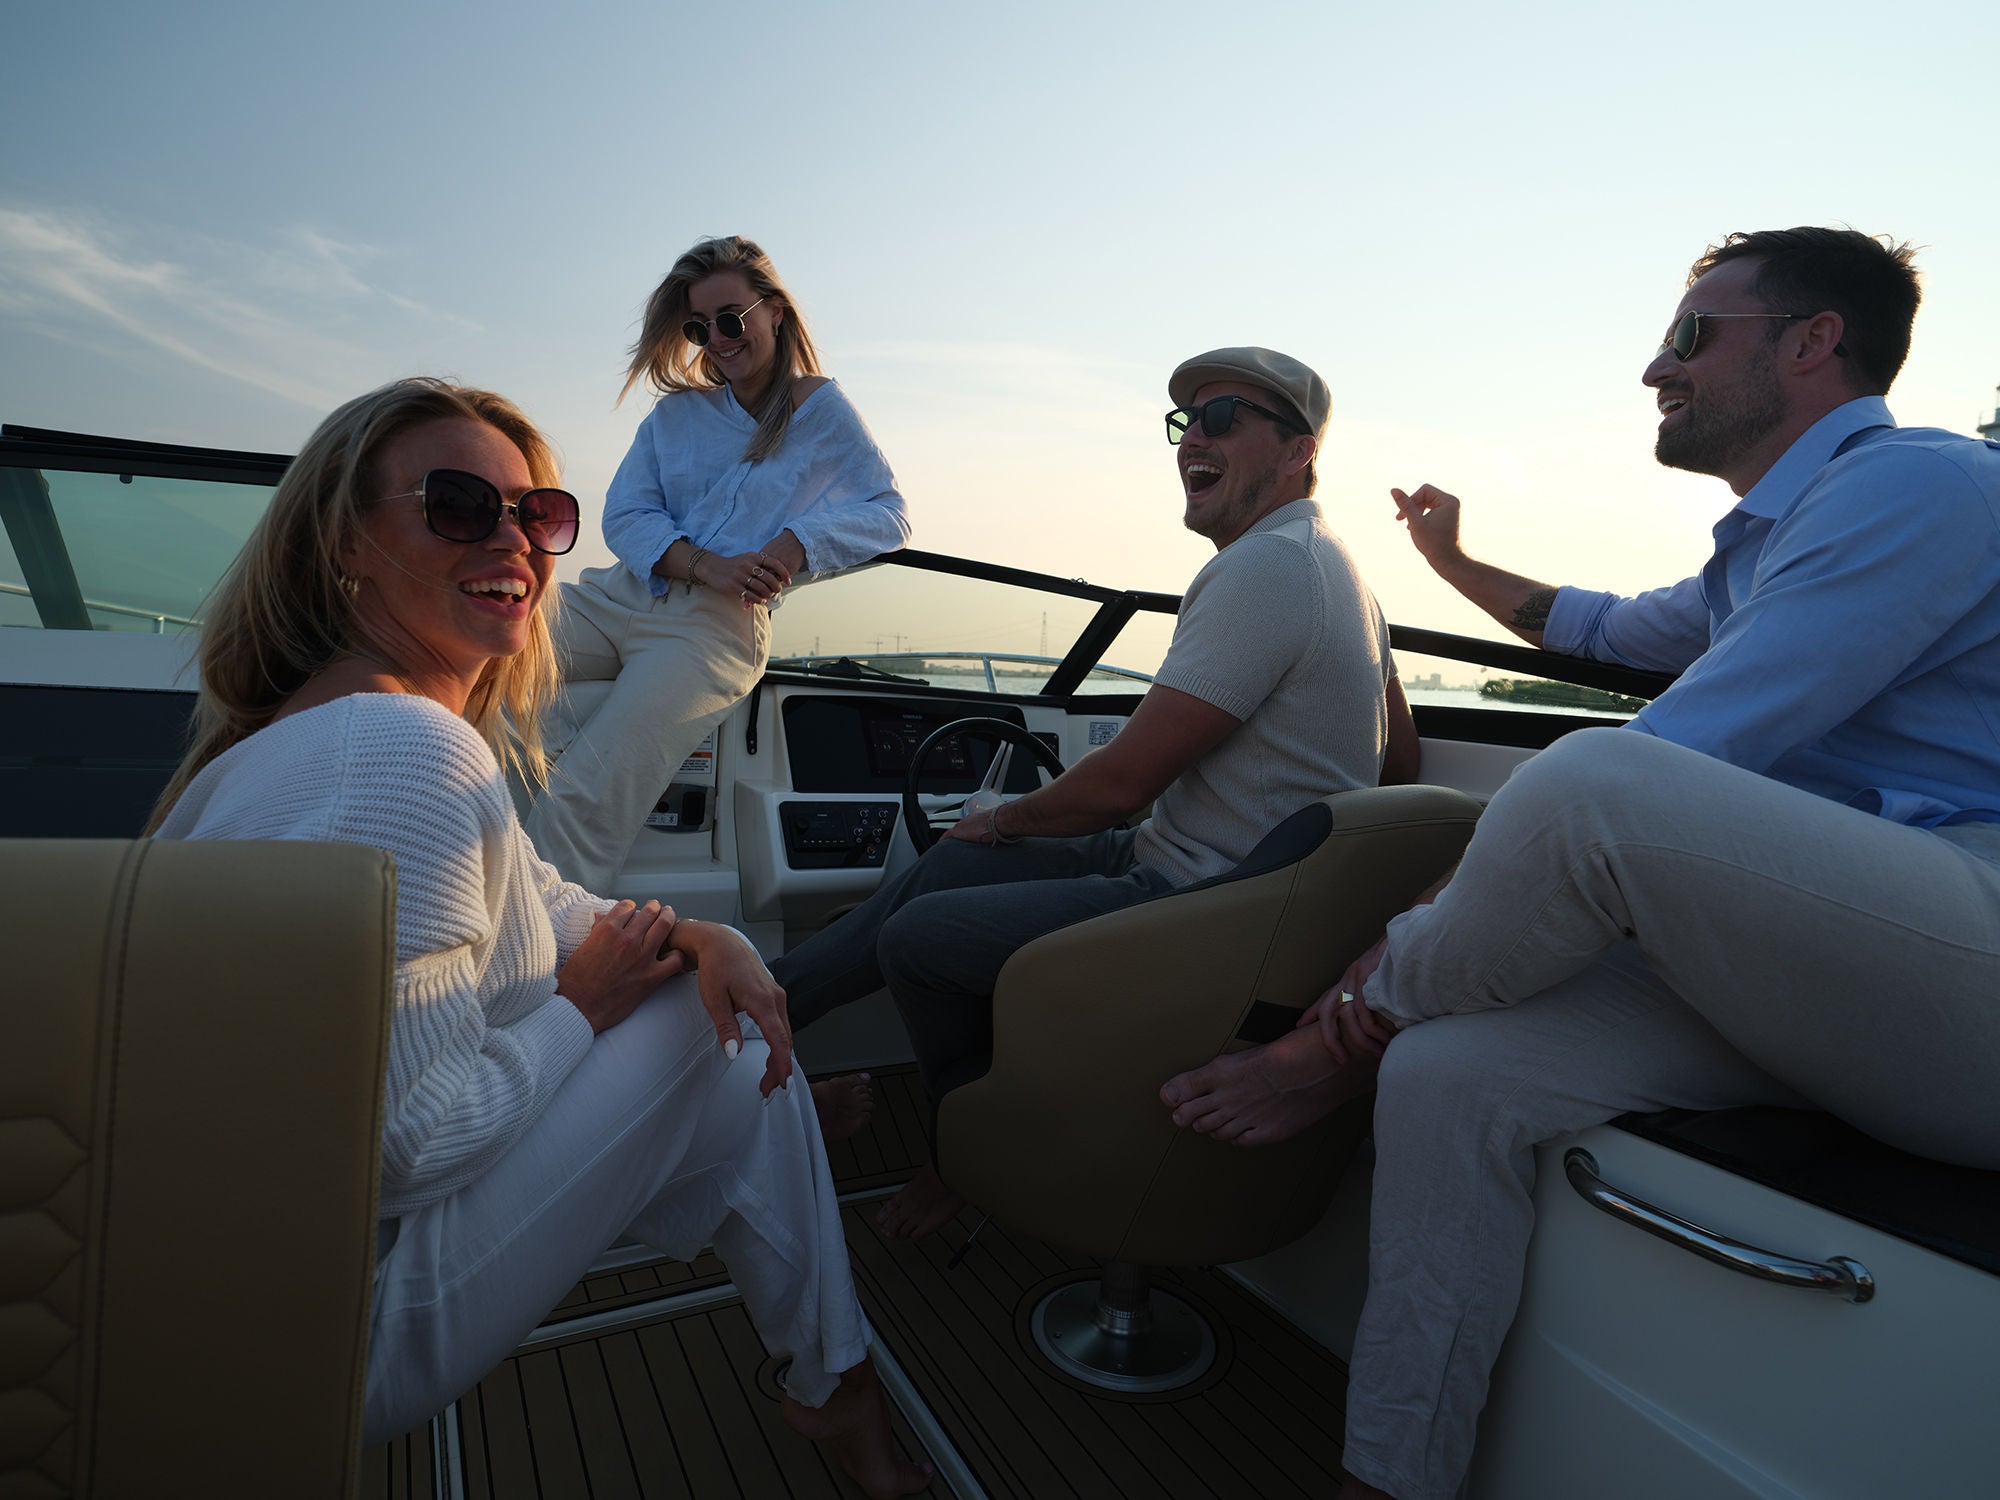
[1563,1148,1874,1303]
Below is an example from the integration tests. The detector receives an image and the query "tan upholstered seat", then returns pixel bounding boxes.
[0,837,395,1499]
[940,784,1482,1269]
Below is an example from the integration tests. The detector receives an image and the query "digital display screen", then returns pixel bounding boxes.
[863,713,980,781]
[780,696,1050,795]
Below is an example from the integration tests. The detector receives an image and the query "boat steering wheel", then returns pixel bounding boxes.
[901,717,1067,854]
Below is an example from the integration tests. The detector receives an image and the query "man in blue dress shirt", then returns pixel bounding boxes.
[1160,227,2000,1500]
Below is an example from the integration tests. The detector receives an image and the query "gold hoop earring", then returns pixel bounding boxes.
[338,572,362,599]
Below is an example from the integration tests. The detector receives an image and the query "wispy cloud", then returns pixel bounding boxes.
[0,205,477,410]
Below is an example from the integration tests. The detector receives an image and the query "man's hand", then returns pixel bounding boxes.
[1392,484,1561,646]
[1393,484,1467,576]
[1299,934,1396,1064]
[940,802,1007,847]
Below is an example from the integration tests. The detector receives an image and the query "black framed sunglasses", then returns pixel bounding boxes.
[376,469,580,555]
[1659,310,1846,363]
[1165,394,1305,446]
[683,296,765,347]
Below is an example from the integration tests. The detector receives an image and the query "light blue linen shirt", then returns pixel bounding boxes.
[603,380,912,598]
[1544,397,2000,826]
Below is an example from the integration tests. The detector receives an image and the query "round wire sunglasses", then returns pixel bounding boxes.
[374,468,580,555]
[683,296,766,347]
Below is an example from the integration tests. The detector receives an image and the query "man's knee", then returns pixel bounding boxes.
[906,838,999,893]
[877,892,997,997]
[1500,726,1709,842]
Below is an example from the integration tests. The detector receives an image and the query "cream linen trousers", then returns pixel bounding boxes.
[526,564,771,891]
[1340,728,2000,1500]
[363,979,866,1443]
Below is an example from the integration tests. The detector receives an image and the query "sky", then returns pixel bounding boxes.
[5,0,1997,673]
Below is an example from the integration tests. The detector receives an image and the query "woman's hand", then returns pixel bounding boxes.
[676,920,795,1097]
[696,547,794,609]
[557,900,685,1034]
[1298,933,1396,1065]
[758,529,808,581]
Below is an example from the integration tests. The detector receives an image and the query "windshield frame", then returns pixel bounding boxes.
[2,424,1680,711]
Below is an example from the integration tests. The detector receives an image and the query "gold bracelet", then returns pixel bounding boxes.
[685,547,710,594]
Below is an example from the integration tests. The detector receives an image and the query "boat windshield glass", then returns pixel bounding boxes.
[0,466,274,634]
[1394,646,1642,720]
[767,557,1155,695]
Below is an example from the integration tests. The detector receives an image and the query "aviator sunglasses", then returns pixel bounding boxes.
[376,469,580,555]
[1659,310,1846,363]
[683,296,766,347]
[1165,394,1306,446]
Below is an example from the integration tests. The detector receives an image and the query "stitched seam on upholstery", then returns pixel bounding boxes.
[1129,862,1300,1248]
[83,839,150,1490]
[344,851,397,1480]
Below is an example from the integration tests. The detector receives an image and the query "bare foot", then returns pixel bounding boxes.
[812,1072,874,1143]
[1159,1027,1378,1146]
[876,1165,964,1241]
[783,1358,933,1498]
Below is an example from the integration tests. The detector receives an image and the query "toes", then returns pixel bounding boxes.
[1210,1112,1254,1144]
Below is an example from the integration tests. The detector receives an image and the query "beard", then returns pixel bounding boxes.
[1184,466,1274,544]
[1655,362,1787,477]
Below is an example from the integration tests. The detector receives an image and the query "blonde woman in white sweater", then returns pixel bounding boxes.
[148,378,929,1497]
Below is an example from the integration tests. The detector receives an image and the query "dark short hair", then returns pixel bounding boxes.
[1688,227,1920,394]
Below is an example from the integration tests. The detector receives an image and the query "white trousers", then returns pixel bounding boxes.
[1342,728,2000,1500]
[363,978,867,1445]
[525,565,770,891]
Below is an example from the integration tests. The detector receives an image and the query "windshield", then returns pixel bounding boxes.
[0,462,274,633]
[766,554,1170,696]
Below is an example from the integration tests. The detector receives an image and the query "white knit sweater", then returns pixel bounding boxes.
[155,694,609,1217]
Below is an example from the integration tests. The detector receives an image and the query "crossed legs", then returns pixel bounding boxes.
[1164,729,2000,1499]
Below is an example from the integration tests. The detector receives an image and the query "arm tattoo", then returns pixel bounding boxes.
[1511,587,1557,632]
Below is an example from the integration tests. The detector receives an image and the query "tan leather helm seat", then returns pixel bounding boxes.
[939,784,1482,1268]
[1,838,394,1498]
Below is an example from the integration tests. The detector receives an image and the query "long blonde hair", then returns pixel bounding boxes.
[618,235,823,464]
[147,378,563,832]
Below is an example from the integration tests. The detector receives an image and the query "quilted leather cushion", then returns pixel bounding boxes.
[0,838,393,1498]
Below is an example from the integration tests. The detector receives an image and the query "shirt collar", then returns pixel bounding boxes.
[1734,396,1896,521]
[1242,497,1322,539]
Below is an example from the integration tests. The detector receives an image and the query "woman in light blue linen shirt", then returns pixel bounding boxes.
[526,236,912,892]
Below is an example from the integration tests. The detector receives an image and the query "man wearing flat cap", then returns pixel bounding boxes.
[774,345,1416,1236]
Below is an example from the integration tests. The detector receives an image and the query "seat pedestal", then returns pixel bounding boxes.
[1030,1261,1217,1394]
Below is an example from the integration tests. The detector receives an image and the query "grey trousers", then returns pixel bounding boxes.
[772,829,1178,1116]
[1344,728,2000,1500]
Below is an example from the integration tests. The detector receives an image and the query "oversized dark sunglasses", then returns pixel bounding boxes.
[683,296,765,347]
[376,469,580,555]
[1658,310,1847,363]
[1165,394,1305,446]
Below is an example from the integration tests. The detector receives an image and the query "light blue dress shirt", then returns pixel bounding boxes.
[1545,397,2000,826]
[603,380,912,598]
